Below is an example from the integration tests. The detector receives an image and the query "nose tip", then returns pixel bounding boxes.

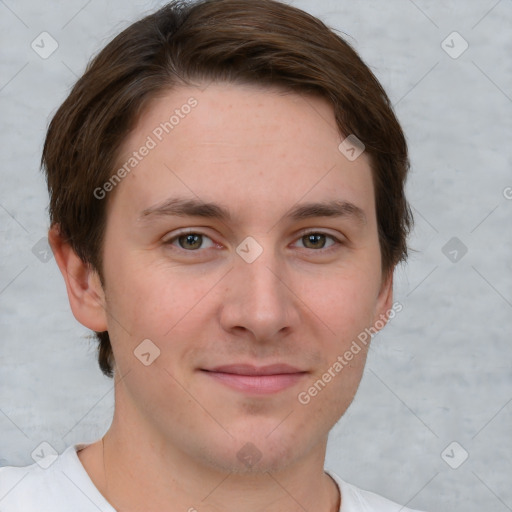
[219,251,299,341]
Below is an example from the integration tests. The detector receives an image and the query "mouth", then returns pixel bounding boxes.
[199,364,308,395]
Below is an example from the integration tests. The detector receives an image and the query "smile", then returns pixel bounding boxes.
[200,364,308,394]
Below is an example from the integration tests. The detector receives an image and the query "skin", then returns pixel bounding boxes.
[50,82,394,512]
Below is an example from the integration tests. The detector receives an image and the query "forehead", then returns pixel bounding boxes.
[108,82,375,225]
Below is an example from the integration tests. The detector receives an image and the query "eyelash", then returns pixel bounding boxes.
[163,229,343,254]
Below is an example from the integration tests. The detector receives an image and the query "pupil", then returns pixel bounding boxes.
[305,234,325,248]
[180,234,201,249]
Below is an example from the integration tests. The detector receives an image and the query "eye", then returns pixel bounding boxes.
[163,229,341,253]
[294,231,340,250]
[165,231,216,251]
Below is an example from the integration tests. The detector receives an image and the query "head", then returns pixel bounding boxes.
[44,0,412,473]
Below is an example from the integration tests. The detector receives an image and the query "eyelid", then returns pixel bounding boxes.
[162,227,345,251]
[162,228,217,248]
[292,228,344,249]
[295,227,343,239]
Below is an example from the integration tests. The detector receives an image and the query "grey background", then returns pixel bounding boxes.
[1,1,511,511]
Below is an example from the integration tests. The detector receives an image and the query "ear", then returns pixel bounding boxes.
[371,269,395,333]
[48,224,108,332]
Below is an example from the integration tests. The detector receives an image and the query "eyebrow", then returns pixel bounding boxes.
[139,197,367,225]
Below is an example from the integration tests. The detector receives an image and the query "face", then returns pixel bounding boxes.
[92,83,392,473]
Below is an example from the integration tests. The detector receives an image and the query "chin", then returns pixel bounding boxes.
[203,444,299,476]
[197,425,311,476]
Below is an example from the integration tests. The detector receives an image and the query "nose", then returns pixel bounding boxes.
[218,248,301,342]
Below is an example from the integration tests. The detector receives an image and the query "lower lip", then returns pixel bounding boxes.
[202,371,307,394]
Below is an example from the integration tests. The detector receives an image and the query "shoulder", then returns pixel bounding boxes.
[326,470,427,512]
[0,443,114,512]
[0,458,60,510]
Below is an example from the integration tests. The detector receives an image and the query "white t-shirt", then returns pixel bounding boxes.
[0,442,425,511]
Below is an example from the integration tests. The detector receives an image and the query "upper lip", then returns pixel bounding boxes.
[203,364,306,376]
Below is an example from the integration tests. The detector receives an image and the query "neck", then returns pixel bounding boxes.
[79,422,340,512]
[78,379,341,512]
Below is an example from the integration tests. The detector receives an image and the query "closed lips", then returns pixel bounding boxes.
[202,364,307,375]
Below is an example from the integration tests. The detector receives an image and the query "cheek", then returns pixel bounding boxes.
[295,267,379,340]
[106,271,167,329]
[295,347,369,439]
[102,256,223,357]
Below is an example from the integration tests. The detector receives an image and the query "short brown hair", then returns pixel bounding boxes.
[42,0,413,378]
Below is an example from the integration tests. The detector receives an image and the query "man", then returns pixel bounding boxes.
[0,1,423,510]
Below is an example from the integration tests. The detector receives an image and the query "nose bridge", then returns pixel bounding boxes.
[242,253,283,304]
[220,244,296,338]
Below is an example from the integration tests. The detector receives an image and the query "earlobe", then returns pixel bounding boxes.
[48,224,108,332]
